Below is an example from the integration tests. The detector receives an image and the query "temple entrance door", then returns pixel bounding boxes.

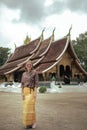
[14,71,23,82]
[59,65,64,77]
[65,65,71,77]
[64,65,71,84]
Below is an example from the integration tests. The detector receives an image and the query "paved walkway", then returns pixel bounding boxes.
[0,92,87,130]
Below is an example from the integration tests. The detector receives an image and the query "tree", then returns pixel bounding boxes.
[72,31,87,71]
[0,47,11,66]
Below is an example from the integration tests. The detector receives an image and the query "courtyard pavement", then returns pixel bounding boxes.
[0,92,87,130]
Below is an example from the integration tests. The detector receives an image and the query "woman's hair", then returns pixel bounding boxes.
[25,60,34,71]
[26,60,32,66]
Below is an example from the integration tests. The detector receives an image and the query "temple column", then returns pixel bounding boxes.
[56,65,58,80]
[5,74,14,82]
[57,64,60,79]
[42,73,46,81]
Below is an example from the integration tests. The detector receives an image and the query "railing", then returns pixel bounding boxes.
[39,77,86,87]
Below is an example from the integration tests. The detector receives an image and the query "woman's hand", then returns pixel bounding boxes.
[33,92,37,102]
[22,95,25,100]
[34,87,37,101]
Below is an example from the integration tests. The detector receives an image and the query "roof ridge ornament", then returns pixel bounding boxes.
[41,28,45,40]
[67,25,72,37]
[52,27,56,41]
[24,33,31,45]
[14,43,17,49]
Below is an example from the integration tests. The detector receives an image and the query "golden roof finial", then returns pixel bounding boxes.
[24,33,31,45]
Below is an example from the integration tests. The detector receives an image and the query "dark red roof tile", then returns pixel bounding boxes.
[36,62,55,73]
[8,37,41,62]
[0,57,28,71]
[41,37,67,63]
[31,37,52,59]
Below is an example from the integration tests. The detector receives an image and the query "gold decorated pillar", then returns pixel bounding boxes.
[5,73,14,82]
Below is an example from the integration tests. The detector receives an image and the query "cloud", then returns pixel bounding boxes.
[0,31,10,47]
[49,0,87,14]
[0,0,87,49]
[0,0,87,24]
[67,0,87,13]
[0,0,47,24]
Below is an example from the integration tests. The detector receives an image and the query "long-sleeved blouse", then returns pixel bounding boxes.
[21,70,38,88]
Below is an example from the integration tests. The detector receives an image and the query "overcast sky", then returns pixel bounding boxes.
[0,0,87,51]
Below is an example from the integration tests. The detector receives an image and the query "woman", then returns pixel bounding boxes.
[21,60,38,129]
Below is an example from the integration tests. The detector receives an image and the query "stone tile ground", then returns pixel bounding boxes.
[0,92,87,130]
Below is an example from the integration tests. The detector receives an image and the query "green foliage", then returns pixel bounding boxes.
[0,47,10,66]
[72,31,87,71]
[39,86,47,93]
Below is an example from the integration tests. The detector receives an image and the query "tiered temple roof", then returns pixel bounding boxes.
[0,33,87,77]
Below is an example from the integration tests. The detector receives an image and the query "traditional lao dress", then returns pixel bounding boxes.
[21,70,38,127]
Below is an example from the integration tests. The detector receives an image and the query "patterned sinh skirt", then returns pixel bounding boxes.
[23,87,36,126]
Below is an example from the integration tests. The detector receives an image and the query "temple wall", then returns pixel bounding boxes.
[45,51,84,81]
[57,52,72,77]
[71,65,83,78]
[59,52,72,66]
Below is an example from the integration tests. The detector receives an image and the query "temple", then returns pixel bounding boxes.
[0,31,87,84]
